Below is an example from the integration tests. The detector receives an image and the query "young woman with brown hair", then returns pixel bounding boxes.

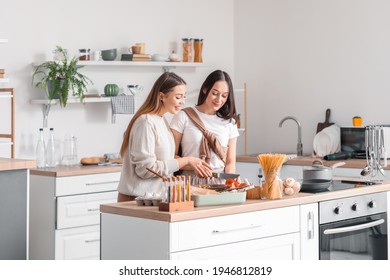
[170,70,239,176]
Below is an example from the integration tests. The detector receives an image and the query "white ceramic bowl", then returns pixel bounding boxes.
[152,54,168,62]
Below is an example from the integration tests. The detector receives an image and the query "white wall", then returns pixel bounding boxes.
[0,0,235,159]
[4,0,390,160]
[235,0,390,155]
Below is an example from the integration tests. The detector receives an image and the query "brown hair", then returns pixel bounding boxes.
[196,70,236,120]
[120,72,186,157]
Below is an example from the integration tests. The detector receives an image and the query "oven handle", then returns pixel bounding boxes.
[323,219,385,235]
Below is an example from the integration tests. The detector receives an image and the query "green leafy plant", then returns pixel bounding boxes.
[32,46,93,107]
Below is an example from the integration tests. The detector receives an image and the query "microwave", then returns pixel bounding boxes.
[340,126,390,158]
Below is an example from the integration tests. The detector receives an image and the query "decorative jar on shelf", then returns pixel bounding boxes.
[104,84,120,97]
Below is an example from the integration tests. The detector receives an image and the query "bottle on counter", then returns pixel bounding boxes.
[36,128,46,168]
[46,128,56,168]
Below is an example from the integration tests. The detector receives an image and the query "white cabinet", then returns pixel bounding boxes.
[0,169,29,259]
[299,203,319,260]
[55,225,100,260]
[170,233,300,260]
[101,206,301,260]
[29,171,119,260]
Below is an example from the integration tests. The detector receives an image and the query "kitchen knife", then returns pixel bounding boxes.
[211,172,240,179]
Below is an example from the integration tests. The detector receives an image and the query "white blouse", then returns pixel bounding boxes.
[117,114,179,197]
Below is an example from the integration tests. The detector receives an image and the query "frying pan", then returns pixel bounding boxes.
[301,179,332,192]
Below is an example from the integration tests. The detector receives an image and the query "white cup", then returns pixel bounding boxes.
[94,51,101,61]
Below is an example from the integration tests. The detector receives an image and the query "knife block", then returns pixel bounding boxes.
[159,201,194,212]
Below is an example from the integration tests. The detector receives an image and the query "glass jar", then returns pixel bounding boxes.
[261,169,283,200]
[78,49,91,61]
[182,38,193,62]
[193,38,203,62]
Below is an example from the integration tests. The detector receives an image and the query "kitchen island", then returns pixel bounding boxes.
[0,157,36,260]
[100,180,390,260]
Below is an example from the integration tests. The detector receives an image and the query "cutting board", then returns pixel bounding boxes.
[317,108,334,133]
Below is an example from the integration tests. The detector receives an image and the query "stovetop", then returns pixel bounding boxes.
[301,180,381,194]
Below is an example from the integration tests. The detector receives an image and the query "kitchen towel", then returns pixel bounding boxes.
[111,94,135,123]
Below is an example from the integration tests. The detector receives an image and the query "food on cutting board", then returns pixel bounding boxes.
[282,177,301,196]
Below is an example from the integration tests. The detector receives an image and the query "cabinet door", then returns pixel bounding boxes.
[55,172,120,196]
[170,232,300,260]
[57,191,117,229]
[170,206,299,252]
[55,225,100,260]
[300,203,319,260]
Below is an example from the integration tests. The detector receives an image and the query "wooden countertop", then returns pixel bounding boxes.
[30,164,122,177]
[0,157,37,171]
[100,180,390,222]
[237,154,378,169]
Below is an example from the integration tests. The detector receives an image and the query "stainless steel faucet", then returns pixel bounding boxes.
[279,116,303,156]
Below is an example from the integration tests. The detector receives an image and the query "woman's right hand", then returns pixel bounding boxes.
[186,157,212,178]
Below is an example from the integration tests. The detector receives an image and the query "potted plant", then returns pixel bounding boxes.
[32,46,93,107]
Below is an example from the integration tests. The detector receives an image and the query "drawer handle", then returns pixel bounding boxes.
[85,239,100,243]
[308,211,314,240]
[212,224,263,234]
[87,208,100,212]
[85,180,119,186]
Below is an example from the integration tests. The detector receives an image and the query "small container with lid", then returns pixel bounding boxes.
[182,38,193,62]
[78,49,91,61]
[193,38,203,62]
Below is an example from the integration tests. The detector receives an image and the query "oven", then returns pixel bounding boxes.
[319,192,388,260]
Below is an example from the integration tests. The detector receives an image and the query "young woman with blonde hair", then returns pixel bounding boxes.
[117,72,211,202]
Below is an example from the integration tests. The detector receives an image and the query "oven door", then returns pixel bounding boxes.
[320,213,388,260]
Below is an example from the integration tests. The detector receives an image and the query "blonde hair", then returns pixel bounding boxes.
[120,72,186,157]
